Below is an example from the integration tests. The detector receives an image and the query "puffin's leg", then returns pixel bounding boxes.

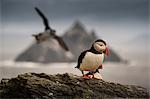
[93,69,103,80]
[92,70,99,78]
[81,70,84,76]
[85,71,94,75]
[95,69,99,73]
[84,71,94,78]
[82,71,93,79]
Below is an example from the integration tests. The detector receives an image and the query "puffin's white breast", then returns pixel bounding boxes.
[80,52,104,71]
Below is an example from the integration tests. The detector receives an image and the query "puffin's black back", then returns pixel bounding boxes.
[76,50,88,68]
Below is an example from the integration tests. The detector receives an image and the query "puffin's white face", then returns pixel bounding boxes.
[93,41,106,52]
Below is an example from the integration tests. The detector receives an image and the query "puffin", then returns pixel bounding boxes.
[76,39,109,79]
[32,7,74,59]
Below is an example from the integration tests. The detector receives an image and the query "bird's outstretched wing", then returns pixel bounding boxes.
[53,35,69,51]
[35,7,51,30]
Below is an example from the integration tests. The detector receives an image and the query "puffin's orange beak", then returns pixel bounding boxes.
[105,47,109,56]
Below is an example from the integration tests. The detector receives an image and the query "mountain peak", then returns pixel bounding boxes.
[65,20,87,36]
[72,20,85,30]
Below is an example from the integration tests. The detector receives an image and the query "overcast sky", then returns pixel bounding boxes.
[0,0,149,59]
[2,0,148,21]
[2,0,148,35]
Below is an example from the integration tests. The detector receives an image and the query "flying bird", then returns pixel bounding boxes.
[32,7,74,60]
[76,39,109,79]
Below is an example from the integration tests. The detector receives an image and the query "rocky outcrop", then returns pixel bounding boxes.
[15,21,122,63]
[0,73,149,98]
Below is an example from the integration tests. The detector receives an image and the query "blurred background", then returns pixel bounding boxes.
[0,0,149,89]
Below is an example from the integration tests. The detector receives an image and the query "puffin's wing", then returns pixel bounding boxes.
[53,35,69,51]
[35,7,51,30]
[76,51,87,68]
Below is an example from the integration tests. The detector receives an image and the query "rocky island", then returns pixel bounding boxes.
[15,21,123,63]
[0,73,149,98]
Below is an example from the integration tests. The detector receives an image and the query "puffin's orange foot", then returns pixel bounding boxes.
[82,75,93,79]
[93,73,103,80]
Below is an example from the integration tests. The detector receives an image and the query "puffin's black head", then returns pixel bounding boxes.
[94,39,106,46]
[90,39,109,55]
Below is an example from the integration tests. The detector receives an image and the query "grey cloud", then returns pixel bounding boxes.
[2,0,148,23]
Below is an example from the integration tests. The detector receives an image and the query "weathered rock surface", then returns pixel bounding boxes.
[0,73,149,98]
